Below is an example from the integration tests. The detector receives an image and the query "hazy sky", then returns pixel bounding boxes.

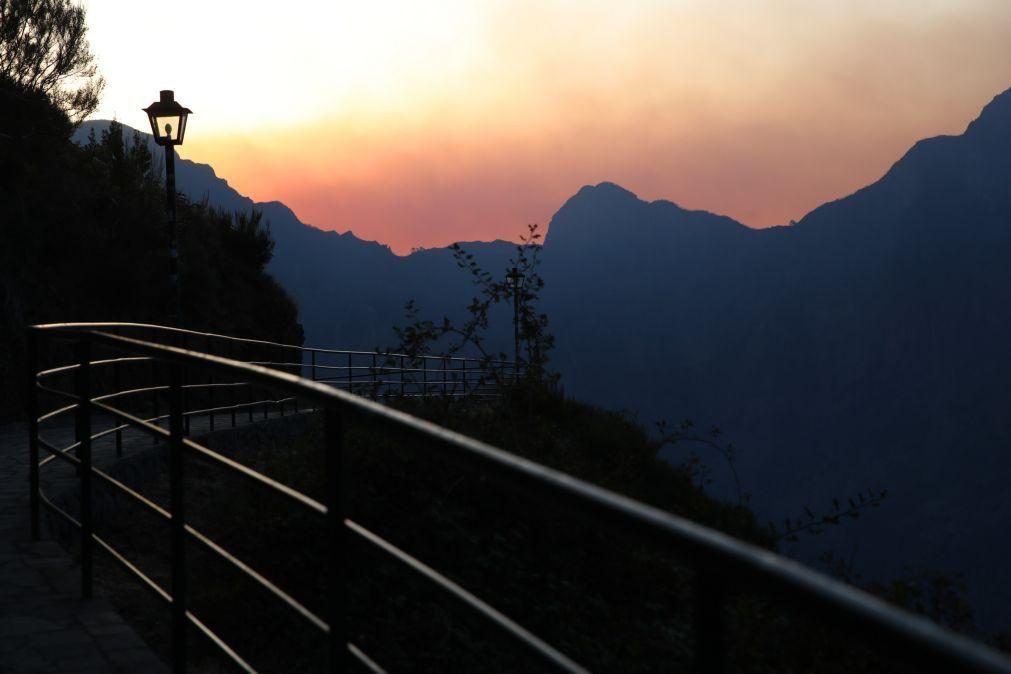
[84,1,1011,254]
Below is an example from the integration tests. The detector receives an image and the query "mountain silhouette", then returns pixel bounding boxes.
[543,89,1011,629]
[79,86,1011,628]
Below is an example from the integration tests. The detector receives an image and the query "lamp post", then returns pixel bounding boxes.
[143,90,192,326]
[506,267,523,374]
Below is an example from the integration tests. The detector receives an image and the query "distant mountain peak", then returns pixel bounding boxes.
[545,180,747,251]
[574,181,641,202]
[964,86,1011,139]
[565,182,716,219]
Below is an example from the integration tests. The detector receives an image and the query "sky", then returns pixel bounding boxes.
[84,1,1011,254]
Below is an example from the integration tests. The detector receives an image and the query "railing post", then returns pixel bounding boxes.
[422,356,427,397]
[151,329,160,445]
[207,336,215,432]
[347,352,352,392]
[371,353,377,399]
[113,333,123,457]
[400,355,405,397]
[247,358,254,423]
[229,340,236,428]
[181,332,190,437]
[26,330,40,541]
[168,364,188,673]
[442,357,448,397]
[75,337,93,599]
[461,359,467,397]
[311,350,317,382]
[695,564,726,674]
[323,407,348,673]
[293,347,300,413]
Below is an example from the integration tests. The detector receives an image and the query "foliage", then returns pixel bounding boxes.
[769,488,888,543]
[655,418,889,548]
[655,418,746,505]
[86,395,988,672]
[0,105,303,417]
[90,392,772,672]
[0,0,103,122]
[818,551,999,648]
[870,570,974,634]
[388,223,556,391]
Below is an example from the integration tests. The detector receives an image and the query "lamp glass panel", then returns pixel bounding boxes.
[153,114,183,142]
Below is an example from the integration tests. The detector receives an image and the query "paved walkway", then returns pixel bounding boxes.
[0,420,170,674]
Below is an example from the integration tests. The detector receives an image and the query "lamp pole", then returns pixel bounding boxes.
[165,142,179,325]
[143,90,192,327]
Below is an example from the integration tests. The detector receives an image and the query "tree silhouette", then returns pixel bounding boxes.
[387,224,556,395]
[0,0,104,123]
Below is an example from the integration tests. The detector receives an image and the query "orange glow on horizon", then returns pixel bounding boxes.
[87,0,1011,254]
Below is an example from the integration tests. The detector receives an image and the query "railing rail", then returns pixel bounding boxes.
[27,321,516,402]
[25,322,1011,674]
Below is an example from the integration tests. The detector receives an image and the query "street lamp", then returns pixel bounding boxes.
[506,267,523,370]
[143,90,192,325]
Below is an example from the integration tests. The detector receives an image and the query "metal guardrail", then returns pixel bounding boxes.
[26,321,513,403]
[25,322,1011,674]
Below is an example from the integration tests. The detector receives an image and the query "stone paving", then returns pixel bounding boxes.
[1,395,302,674]
[0,419,171,673]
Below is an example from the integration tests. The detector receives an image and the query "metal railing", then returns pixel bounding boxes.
[25,322,1011,674]
[26,321,512,402]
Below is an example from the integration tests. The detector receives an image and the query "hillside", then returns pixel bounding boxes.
[89,391,932,673]
[92,87,1011,631]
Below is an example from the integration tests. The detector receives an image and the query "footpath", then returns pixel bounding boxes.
[0,420,170,674]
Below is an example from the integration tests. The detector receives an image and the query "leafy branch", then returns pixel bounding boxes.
[382,224,555,398]
[768,488,888,543]
[655,418,746,507]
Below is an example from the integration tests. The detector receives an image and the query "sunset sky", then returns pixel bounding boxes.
[84,1,1011,254]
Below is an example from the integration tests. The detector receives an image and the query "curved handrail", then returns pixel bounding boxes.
[31,321,515,365]
[25,323,1011,674]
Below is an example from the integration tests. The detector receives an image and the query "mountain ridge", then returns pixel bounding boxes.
[78,85,1011,630]
[74,121,396,256]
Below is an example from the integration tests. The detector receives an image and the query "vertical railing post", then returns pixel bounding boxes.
[74,337,93,599]
[181,332,190,437]
[278,347,286,416]
[323,407,348,673]
[247,345,254,423]
[113,330,123,457]
[695,564,726,674]
[26,329,40,541]
[293,347,300,413]
[347,352,352,393]
[371,353,377,399]
[207,336,215,432]
[422,356,427,397]
[168,364,187,673]
[151,329,160,445]
[442,357,448,397]
[311,350,317,382]
[400,355,405,397]
[461,359,467,397]
[229,340,237,428]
